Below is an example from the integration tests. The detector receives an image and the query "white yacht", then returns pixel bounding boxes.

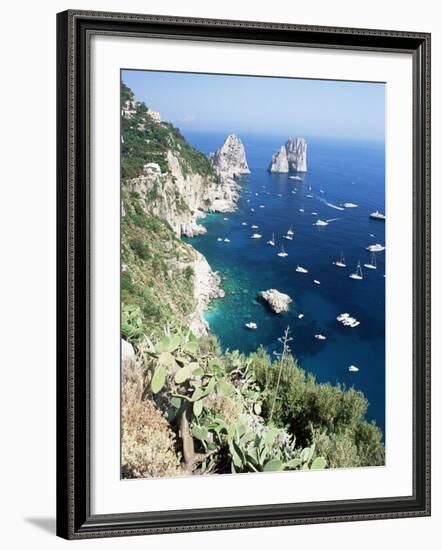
[296,266,308,273]
[306,194,314,199]
[342,202,358,208]
[313,279,321,285]
[337,313,360,328]
[311,212,318,216]
[251,224,259,229]
[259,205,265,208]
[299,208,305,213]
[251,233,262,239]
[277,244,288,258]
[298,313,304,319]
[287,226,294,236]
[334,251,347,268]
[223,217,228,220]
[224,238,230,243]
[289,175,302,181]
[245,322,257,330]
[250,208,255,212]
[366,243,385,252]
[349,261,363,280]
[363,253,377,270]
[267,233,276,246]
[313,219,329,226]
[370,210,386,221]
[283,234,293,241]
[241,222,248,226]
[217,237,223,242]
[314,334,327,340]
[348,365,359,373]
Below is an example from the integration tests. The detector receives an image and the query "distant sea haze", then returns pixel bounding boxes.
[183,131,386,436]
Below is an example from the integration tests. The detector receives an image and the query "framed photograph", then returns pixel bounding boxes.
[56,10,431,539]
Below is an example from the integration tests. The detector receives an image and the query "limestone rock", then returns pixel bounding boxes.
[268,138,307,173]
[210,134,250,178]
[259,289,292,313]
[122,338,136,366]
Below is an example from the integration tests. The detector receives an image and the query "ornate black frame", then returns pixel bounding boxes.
[56,9,431,540]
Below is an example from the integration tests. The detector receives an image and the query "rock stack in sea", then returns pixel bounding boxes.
[268,137,307,173]
[209,134,251,178]
[259,289,292,313]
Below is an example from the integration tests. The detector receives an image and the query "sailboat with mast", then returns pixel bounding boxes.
[267,232,275,246]
[333,251,346,268]
[349,261,363,280]
[277,243,288,257]
[363,252,377,270]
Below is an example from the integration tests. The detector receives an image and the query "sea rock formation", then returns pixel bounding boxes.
[268,137,307,173]
[210,134,251,178]
[259,289,292,313]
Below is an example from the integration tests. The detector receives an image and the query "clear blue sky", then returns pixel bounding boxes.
[122,69,385,141]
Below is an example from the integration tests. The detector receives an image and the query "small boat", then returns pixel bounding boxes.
[224,238,230,243]
[298,313,304,319]
[245,322,257,330]
[289,175,302,181]
[314,334,327,340]
[255,193,259,196]
[366,243,385,252]
[287,226,294,236]
[251,224,259,229]
[337,313,360,328]
[241,222,248,226]
[306,194,314,199]
[217,237,223,242]
[291,190,297,194]
[267,233,276,246]
[349,261,363,280]
[259,205,265,208]
[311,212,318,216]
[320,188,325,194]
[363,253,377,270]
[223,217,228,220]
[313,280,321,285]
[308,184,312,191]
[296,266,308,273]
[334,251,346,268]
[277,244,288,258]
[251,233,262,239]
[299,208,305,213]
[277,193,283,197]
[283,234,293,241]
[348,365,359,373]
[342,202,358,208]
[370,210,386,221]
[313,219,328,226]
[250,208,255,212]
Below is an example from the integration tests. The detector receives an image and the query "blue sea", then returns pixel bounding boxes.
[183,132,385,435]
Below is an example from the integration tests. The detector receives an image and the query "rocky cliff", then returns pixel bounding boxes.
[125,151,240,237]
[268,137,307,173]
[121,84,233,336]
[210,134,250,178]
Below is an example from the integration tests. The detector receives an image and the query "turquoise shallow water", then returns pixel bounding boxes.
[184,132,386,435]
